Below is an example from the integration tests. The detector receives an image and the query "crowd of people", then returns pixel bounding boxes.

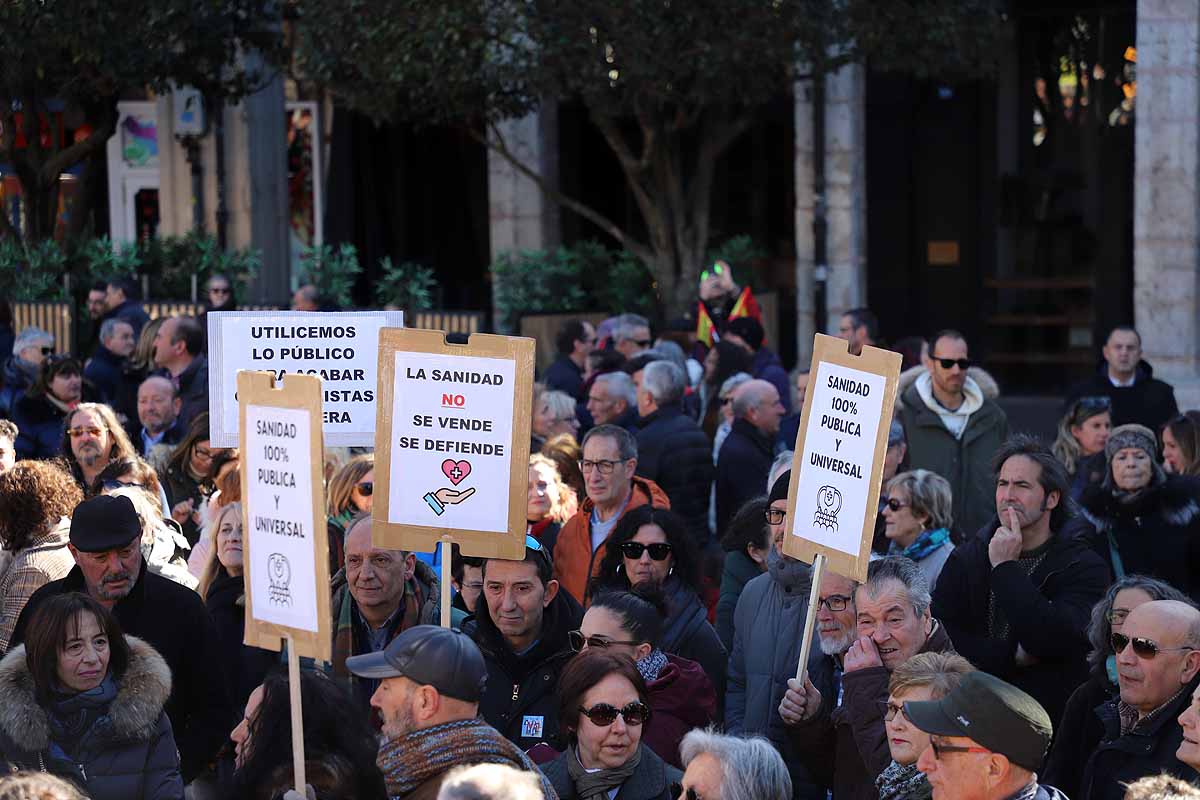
[0,266,1199,800]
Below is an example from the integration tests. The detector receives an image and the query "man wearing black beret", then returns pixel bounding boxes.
[7,494,232,784]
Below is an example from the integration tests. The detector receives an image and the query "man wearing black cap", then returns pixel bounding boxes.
[723,316,791,414]
[347,625,556,800]
[906,671,1066,800]
[465,538,582,752]
[8,494,231,783]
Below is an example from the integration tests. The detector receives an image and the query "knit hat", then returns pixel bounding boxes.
[769,470,791,505]
[1103,423,1166,490]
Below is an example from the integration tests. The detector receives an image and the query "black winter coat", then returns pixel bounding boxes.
[1078,476,1200,601]
[205,569,279,713]
[83,345,138,415]
[9,562,232,783]
[715,419,774,536]
[716,550,762,651]
[160,463,212,548]
[464,588,582,751]
[0,356,34,418]
[1043,674,1117,796]
[931,520,1110,726]
[155,354,208,430]
[102,300,151,338]
[543,354,584,401]
[1079,673,1200,800]
[0,636,183,800]
[658,577,727,707]
[1065,359,1179,433]
[543,744,681,800]
[635,404,715,544]
[11,384,103,461]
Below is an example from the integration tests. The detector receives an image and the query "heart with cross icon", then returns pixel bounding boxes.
[441,459,473,486]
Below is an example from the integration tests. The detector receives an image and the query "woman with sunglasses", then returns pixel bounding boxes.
[1078,424,1200,599]
[573,588,716,768]
[325,454,374,575]
[591,506,727,698]
[159,413,221,548]
[1163,411,1200,477]
[1052,396,1112,500]
[543,649,681,800]
[881,470,955,589]
[1044,575,1191,798]
[876,652,974,800]
[12,355,101,460]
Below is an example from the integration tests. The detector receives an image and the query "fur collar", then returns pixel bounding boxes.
[0,635,171,750]
[1079,476,1200,532]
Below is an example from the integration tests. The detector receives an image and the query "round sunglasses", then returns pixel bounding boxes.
[619,542,672,561]
[578,701,651,727]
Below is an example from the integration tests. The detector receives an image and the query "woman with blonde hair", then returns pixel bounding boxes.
[542,432,585,503]
[1053,396,1112,500]
[527,453,576,554]
[326,453,374,575]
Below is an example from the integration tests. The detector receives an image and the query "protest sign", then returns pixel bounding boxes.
[782,333,901,683]
[238,370,331,793]
[209,310,404,447]
[373,329,535,623]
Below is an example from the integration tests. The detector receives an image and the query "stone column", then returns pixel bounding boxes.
[794,64,868,363]
[487,103,560,332]
[1134,0,1200,409]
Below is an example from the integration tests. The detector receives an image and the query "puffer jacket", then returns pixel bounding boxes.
[635,404,714,544]
[0,636,183,800]
[726,553,828,799]
[1078,475,1200,601]
[553,476,671,605]
[659,577,727,702]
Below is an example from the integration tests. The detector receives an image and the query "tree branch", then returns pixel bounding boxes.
[39,107,117,185]
[471,122,655,266]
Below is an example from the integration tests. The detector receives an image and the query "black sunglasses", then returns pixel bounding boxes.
[670,783,701,800]
[40,346,55,356]
[355,481,373,497]
[633,339,652,348]
[578,701,651,727]
[102,480,144,491]
[882,497,910,512]
[568,630,644,652]
[933,357,972,370]
[619,541,672,560]
[1112,632,1196,659]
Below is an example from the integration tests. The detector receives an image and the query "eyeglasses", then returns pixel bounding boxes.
[670,783,702,800]
[929,740,992,760]
[1111,632,1197,659]
[68,426,105,438]
[101,479,144,491]
[619,541,673,560]
[933,357,972,371]
[878,701,909,723]
[355,481,373,497]
[1107,608,1132,626]
[765,508,786,525]
[579,459,624,475]
[209,286,231,295]
[882,498,910,512]
[194,447,214,460]
[40,346,54,356]
[817,594,852,612]
[578,701,651,727]
[568,630,644,652]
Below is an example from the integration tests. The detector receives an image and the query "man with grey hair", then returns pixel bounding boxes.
[587,371,638,431]
[784,556,954,800]
[612,312,652,359]
[678,727,793,800]
[83,318,136,410]
[0,327,52,417]
[635,360,714,540]
[715,379,785,534]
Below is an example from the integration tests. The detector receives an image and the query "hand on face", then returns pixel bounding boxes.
[988,508,1024,567]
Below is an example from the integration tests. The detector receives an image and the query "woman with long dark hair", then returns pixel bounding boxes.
[159,413,221,547]
[12,356,101,460]
[590,506,727,694]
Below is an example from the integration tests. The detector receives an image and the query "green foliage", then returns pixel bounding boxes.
[299,243,362,309]
[375,258,440,312]
[0,238,67,301]
[75,237,143,285]
[138,234,261,300]
[706,235,767,287]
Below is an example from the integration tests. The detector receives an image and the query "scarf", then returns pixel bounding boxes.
[377,718,556,798]
[47,675,118,755]
[898,528,950,562]
[565,742,642,800]
[638,649,669,683]
[876,761,931,800]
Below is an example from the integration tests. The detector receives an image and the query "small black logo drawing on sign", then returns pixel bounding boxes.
[267,553,292,607]
[813,485,843,532]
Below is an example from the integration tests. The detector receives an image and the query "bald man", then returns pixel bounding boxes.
[714,379,785,534]
[1048,600,1200,800]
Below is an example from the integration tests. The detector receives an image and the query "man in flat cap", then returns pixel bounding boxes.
[905,671,1066,800]
[8,494,230,784]
[346,625,557,800]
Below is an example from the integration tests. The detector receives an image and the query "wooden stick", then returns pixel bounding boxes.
[286,632,306,792]
[440,535,453,628]
[795,553,827,684]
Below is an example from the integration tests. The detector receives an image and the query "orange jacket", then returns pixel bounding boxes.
[552,476,671,605]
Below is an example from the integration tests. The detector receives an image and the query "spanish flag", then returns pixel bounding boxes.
[696,286,763,349]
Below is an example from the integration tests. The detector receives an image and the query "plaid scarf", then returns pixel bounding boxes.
[331,570,428,683]
[377,718,558,799]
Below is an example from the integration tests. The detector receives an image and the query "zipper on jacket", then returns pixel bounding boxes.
[511,683,520,702]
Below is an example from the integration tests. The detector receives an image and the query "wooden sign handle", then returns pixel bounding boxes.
[286,632,306,792]
[795,554,827,684]
[440,534,454,628]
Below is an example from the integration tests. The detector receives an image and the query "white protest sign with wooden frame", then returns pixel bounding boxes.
[372,329,535,623]
[782,334,901,683]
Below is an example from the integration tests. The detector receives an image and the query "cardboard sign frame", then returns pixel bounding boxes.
[372,328,534,563]
[782,334,902,583]
[238,371,332,663]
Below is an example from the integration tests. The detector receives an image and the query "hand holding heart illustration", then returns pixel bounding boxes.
[423,460,477,516]
[441,459,472,485]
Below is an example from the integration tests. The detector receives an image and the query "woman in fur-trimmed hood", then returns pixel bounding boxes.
[1079,423,1200,601]
[0,593,182,800]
